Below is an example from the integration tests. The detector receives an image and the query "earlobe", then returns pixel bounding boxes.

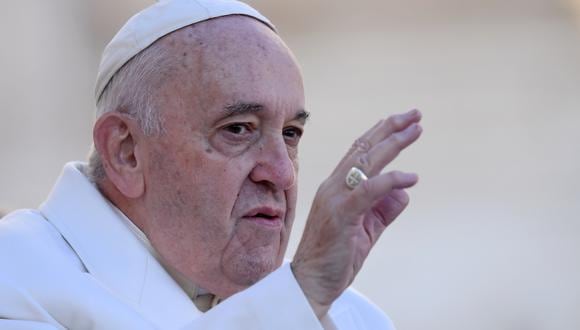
[93,113,145,198]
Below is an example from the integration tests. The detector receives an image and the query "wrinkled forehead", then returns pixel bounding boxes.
[159,16,294,69]
[158,16,301,93]
[153,17,304,121]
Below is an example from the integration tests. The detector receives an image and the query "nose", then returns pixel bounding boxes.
[249,136,296,190]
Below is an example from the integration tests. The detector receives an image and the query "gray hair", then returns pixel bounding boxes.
[87,40,176,183]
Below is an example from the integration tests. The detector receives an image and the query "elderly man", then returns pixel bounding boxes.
[0,0,422,329]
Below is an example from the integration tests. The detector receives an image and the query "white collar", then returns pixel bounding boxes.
[39,161,201,327]
[107,201,205,300]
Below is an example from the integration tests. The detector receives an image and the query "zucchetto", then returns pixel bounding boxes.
[95,0,274,102]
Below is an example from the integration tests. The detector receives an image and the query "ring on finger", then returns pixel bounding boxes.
[345,166,368,190]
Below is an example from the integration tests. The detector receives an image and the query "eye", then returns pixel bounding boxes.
[283,126,303,146]
[224,123,253,135]
[219,122,259,146]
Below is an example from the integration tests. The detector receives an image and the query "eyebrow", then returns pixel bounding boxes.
[294,110,310,124]
[223,102,264,117]
[223,102,310,124]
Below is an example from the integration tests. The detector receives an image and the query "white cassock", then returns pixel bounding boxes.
[0,162,395,330]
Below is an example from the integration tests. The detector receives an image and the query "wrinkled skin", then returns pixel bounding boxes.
[96,15,423,317]
[292,110,422,317]
[137,17,306,298]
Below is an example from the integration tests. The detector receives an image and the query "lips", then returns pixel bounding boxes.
[242,206,284,227]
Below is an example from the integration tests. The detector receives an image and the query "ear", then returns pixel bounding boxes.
[93,112,145,198]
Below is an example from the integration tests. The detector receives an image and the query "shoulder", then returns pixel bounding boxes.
[0,210,79,325]
[328,287,396,330]
[0,209,84,274]
[0,209,61,254]
[0,209,86,295]
[0,210,151,329]
[1,209,50,234]
[1,209,58,239]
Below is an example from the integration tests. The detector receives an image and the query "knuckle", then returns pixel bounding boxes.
[343,193,360,215]
[348,144,357,154]
[376,118,387,130]
[352,138,371,152]
[311,192,324,209]
[317,179,333,195]
[390,131,405,146]
[388,171,404,184]
[386,115,405,131]
[357,154,370,168]
[359,179,374,197]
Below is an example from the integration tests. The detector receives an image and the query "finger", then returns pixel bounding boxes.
[362,109,422,147]
[363,189,410,244]
[335,110,422,175]
[359,122,423,176]
[343,171,418,219]
[371,189,410,227]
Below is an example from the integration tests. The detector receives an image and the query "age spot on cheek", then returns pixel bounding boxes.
[181,51,190,69]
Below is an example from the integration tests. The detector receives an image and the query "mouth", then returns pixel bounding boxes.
[242,206,284,228]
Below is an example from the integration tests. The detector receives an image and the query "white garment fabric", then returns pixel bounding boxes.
[0,162,395,330]
[108,199,215,309]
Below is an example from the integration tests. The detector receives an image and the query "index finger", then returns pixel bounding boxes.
[333,109,422,177]
[358,109,421,149]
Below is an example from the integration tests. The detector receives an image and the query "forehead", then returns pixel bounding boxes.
[155,16,304,121]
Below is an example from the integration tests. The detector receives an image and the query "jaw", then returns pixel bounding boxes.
[218,220,287,291]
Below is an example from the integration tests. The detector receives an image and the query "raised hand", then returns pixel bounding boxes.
[291,109,423,318]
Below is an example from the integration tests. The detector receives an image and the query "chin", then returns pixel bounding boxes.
[222,252,280,288]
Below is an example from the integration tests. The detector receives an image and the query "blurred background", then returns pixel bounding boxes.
[1,0,579,329]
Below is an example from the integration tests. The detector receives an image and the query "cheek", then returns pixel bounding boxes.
[288,144,299,163]
[283,186,297,234]
[147,144,242,234]
[292,154,299,174]
[145,150,248,268]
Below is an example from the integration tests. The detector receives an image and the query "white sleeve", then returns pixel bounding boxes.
[0,277,65,330]
[181,263,323,330]
[324,287,397,330]
[0,320,61,330]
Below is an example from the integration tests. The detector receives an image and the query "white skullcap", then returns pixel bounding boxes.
[95,0,275,102]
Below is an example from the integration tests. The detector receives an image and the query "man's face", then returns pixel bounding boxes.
[140,17,305,297]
